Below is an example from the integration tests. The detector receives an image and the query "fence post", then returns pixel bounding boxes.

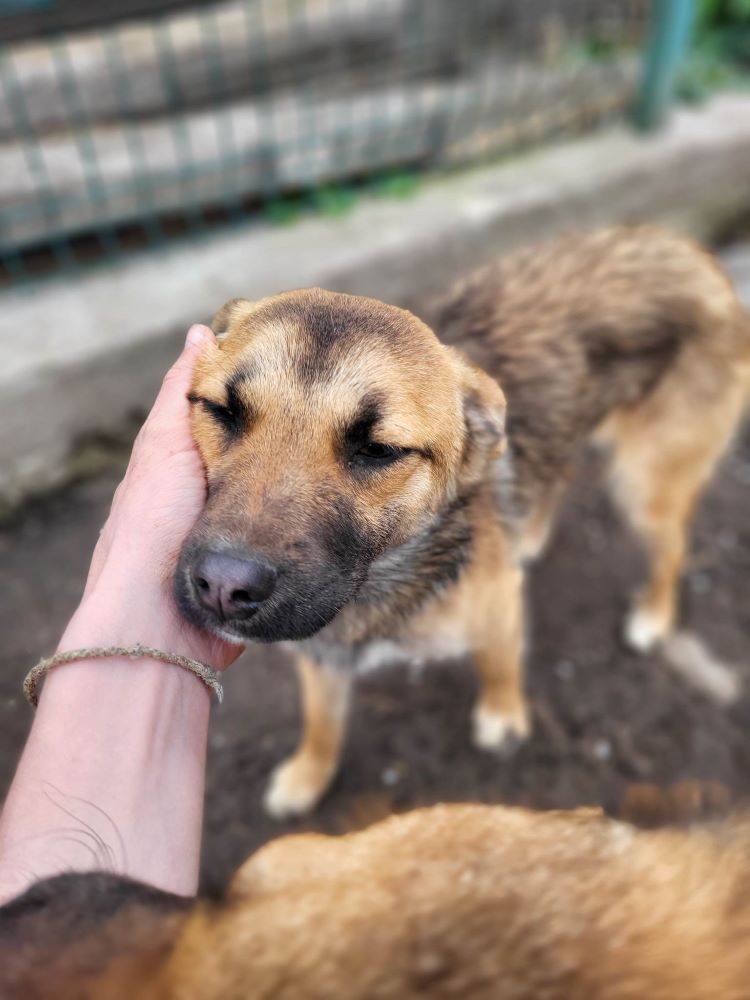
[634,0,697,130]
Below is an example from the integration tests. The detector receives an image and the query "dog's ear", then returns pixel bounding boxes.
[456,356,507,485]
[211,298,257,340]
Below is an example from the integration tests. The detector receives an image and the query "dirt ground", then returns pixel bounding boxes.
[2,418,749,894]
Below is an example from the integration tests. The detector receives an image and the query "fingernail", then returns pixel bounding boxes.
[185,324,208,348]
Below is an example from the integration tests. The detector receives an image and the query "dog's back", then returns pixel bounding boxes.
[436,226,750,646]
[436,225,750,505]
[3,802,750,999]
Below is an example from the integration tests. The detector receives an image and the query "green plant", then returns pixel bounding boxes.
[678,0,750,99]
[308,184,358,217]
[370,169,421,199]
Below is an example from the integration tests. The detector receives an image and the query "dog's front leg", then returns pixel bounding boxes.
[264,655,351,819]
[470,563,530,753]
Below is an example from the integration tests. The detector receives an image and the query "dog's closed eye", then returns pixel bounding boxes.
[344,395,418,470]
[351,442,413,468]
[188,387,250,438]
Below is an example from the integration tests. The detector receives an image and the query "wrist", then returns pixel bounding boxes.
[43,643,214,715]
[59,588,192,660]
[3,651,211,900]
[38,648,212,718]
[60,572,242,671]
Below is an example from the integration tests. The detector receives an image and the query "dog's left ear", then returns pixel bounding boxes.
[456,356,507,485]
[211,298,257,340]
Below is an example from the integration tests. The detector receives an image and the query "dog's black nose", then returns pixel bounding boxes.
[191,550,277,619]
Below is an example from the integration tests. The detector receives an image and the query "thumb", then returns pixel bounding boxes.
[185,322,215,352]
[153,324,216,416]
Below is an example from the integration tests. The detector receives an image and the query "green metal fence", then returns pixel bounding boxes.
[0,0,650,283]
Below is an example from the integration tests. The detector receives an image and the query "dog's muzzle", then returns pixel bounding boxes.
[186,547,277,623]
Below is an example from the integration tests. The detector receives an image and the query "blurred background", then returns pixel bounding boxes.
[0,0,648,277]
[1,0,749,892]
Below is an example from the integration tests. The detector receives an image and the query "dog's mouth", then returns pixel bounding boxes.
[208,612,266,645]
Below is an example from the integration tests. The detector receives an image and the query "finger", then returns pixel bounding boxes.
[143,326,218,451]
[151,324,217,420]
[83,325,215,598]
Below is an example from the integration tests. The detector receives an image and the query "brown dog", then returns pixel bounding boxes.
[175,225,750,818]
[3,798,750,999]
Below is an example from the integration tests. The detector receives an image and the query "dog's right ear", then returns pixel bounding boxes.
[455,354,507,487]
[211,298,257,341]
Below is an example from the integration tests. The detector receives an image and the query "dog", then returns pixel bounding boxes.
[2,794,750,998]
[175,225,750,818]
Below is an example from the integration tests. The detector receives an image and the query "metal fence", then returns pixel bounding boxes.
[0,0,650,283]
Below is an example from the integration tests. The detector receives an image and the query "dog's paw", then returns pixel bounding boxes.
[472,704,529,755]
[623,607,669,654]
[264,755,331,820]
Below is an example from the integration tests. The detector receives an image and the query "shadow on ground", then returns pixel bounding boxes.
[1,426,749,894]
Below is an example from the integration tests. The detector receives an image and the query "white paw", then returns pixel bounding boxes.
[624,608,669,653]
[263,758,330,820]
[472,704,529,754]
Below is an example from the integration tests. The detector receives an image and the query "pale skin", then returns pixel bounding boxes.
[0,325,242,906]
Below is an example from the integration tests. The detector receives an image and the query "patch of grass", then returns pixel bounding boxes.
[256,168,423,231]
[262,196,305,226]
[309,184,359,217]
[557,38,638,71]
[370,169,421,199]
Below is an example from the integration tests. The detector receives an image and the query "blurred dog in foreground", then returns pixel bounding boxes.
[176,226,750,817]
[2,792,749,999]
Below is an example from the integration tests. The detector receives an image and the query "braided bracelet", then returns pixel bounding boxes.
[23,643,224,708]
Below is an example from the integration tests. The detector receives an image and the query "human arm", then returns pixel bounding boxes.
[0,325,241,904]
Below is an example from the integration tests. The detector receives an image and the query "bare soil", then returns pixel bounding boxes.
[1,425,749,895]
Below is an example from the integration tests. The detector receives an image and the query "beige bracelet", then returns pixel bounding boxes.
[24,643,224,708]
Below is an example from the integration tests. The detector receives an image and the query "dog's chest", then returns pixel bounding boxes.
[354,622,471,675]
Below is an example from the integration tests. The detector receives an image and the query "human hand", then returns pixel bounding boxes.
[58,325,243,671]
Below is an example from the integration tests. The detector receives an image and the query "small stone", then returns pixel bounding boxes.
[555,659,575,681]
[731,460,750,485]
[381,765,401,787]
[592,738,612,761]
[718,530,738,550]
[689,572,711,595]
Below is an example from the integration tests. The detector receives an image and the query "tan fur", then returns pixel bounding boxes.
[178,226,750,817]
[6,801,750,999]
[409,488,529,746]
[164,806,750,1000]
[438,227,750,650]
[265,655,351,817]
[597,357,749,645]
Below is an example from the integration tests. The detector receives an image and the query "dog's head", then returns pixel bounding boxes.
[176,289,505,642]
